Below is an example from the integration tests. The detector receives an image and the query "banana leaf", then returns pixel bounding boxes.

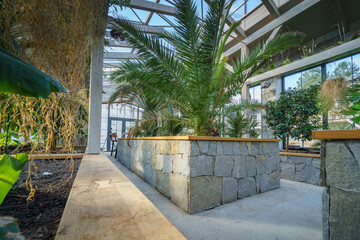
[0,47,67,98]
[0,153,28,205]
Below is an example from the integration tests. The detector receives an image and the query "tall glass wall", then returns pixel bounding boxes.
[281,52,360,149]
[230,0,262,20]
[100,103,142,151]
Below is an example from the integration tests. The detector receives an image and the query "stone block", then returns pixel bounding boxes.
[232,155,247,178]
[217,142,224,155]
[291,156,311,165]
[265,154,279,173]
[322,188,329,240]
[295,164,319,185]
[170,140,180,154]
[296,163,306,172]
[190,141,200,156]
[156,171,170,197]
[172,153,190,176]
[257,169,280,193]
[328,187,360,240]
[238,177,257,199]
[155,154,171,173]
[214,155,234,177]
[326,141,360,190]
[170,173,189,212]
[280,155,289,163]
[239,142,248,155]
[197,141,209,155]
[134,157,145,179]
[261,142,279,157]
[246,156,256,177]
[143,151,152,164]
[222,142,234,155]
[222,177,238,204]
[190,155,213,177]
[208,141,217,156]
[156,140,172,155]
[312,158,321,169]
[280,162,295,180]
[179,141,190,153]
[348,140,360,161]
[190,176,222,213]
[233,142,241,155]
[248,142,260,155]
[144,163,156,187]
[254,155,267,175]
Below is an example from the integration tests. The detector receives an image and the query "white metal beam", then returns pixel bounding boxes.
[144,0,161,25]
[104,52,139,59]
[103,63,122,68]
[266,24,282,44]
[226,16,247,39]
[105,39,132,47]
[261,0,280,18]
[107,18,165,33]
[246,38,360,85]
[223,0,321,57]
[128,0,176,16]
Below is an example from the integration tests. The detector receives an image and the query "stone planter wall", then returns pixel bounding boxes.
[312,129,360,240]
[117,137,280,213]
[280,153,320,185]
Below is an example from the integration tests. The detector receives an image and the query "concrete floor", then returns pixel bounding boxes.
[106,153,324,240]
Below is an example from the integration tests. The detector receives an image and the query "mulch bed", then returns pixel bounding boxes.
[0,158,82,240]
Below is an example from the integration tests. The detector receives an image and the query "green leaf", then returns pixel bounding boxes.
[0,153,28,205]
[0,47,67,98]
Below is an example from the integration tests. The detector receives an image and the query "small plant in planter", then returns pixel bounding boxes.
[223,101,261,138]
[264,85,321,151]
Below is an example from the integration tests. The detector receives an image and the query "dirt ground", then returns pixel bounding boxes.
[0,158,81,240]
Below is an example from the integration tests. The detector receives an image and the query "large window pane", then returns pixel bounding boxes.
[302,66,322,89]
[326,56,352,80]
[284,72,301,90]
[230,0,244,20]
[246,0,261,14]
[352,53,360,83]
[249,84,261,103]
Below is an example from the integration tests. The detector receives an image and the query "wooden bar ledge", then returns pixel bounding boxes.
[55,154,186,240]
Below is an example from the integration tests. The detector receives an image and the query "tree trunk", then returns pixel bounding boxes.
[49,132,57,152]
[286,135,289,152]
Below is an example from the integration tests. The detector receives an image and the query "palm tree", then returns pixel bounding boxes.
[109,0,304,136]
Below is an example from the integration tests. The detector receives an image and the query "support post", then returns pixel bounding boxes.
[87,41,104,154]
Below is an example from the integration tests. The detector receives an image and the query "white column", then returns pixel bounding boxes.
[87,41,104,154]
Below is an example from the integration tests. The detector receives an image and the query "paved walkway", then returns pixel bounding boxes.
[106,153,324,240]
[55,154,186,240]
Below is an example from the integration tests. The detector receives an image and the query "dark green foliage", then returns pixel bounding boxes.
[0,47,66,98]
[343,84,360,124]
[226,112,259,138]
[265,85,320,149]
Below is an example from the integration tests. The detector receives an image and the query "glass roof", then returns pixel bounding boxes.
[104,0,262,72]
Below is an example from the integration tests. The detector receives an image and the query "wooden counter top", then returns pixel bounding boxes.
[312,129,360,140]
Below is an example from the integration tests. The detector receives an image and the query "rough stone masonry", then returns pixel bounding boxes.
[117,138,280,213]
[320,140,360,240]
